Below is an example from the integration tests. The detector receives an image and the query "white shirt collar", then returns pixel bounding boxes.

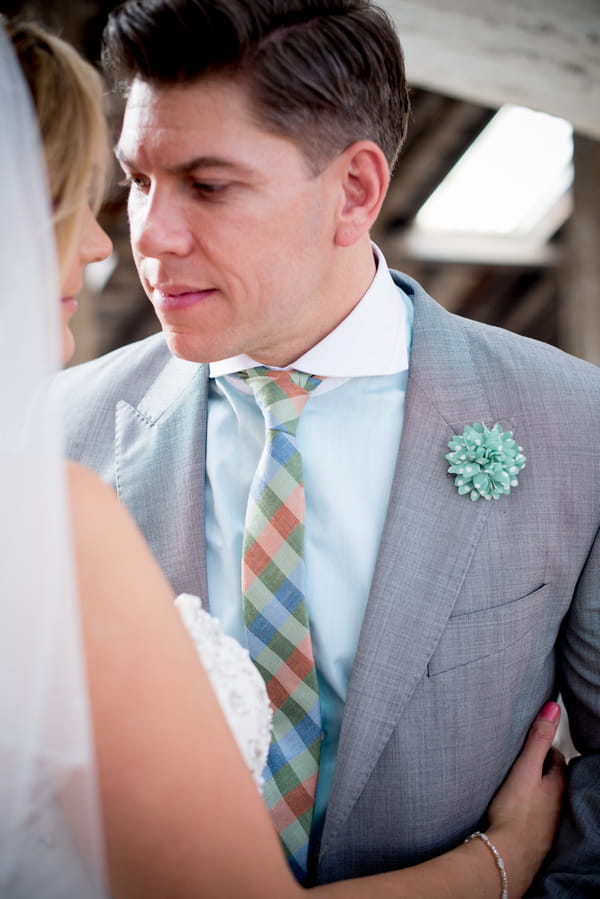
[209,243,410,379]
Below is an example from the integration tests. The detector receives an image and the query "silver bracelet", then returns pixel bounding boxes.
[464,831,508,899]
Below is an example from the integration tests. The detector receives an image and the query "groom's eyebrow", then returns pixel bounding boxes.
[114,147,252,176]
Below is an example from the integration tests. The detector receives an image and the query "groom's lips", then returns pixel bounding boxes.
[154,285,216,312]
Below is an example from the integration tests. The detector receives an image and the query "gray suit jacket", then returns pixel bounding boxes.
[58,273,600,894]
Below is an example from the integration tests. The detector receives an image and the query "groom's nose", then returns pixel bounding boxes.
[131,188,194,260]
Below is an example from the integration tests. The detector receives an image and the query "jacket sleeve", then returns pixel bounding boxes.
[527,526,600,897]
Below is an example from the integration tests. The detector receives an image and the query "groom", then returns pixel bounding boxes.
[59,0,600,893]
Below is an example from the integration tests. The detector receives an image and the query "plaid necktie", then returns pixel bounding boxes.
[238,366,322,881]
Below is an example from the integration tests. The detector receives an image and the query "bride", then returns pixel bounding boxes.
[0,19,564,899]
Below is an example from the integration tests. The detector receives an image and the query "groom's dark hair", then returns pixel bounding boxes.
[102,0,410,173]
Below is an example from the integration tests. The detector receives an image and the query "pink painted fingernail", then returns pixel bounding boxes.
[539,701,560,723]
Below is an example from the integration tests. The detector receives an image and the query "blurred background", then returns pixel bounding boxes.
[3,0,599,369]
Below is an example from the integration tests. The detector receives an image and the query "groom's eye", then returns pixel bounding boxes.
[190,180,228,198]
[118,174,149,192]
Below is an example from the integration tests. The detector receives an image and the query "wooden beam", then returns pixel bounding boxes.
[559,135,600,365]
[413,265,486,314]
[382,0,600,137]
[383,230,560,267]
[501,274,557,337]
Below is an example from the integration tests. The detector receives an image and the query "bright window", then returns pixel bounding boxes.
[415,105,573,236]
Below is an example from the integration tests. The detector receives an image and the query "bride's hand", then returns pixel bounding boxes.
[485,701,566,898]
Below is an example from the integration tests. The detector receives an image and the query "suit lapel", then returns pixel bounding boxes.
[115,355,211,603]
[320,279,506,856]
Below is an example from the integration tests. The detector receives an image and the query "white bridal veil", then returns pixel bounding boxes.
[0,23,108,898]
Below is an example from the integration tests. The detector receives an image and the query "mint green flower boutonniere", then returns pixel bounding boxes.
[446,422,526,501]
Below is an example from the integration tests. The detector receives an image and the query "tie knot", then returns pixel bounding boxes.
[237,367,321,435]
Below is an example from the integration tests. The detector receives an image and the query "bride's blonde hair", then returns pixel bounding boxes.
[7,20,109,279]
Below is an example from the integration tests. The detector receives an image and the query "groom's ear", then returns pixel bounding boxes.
[332,140,390,248]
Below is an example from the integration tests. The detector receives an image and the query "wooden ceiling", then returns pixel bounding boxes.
[4,0,599,366]
[374,88,562,349]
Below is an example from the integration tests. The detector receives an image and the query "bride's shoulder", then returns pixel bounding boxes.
[67,459,114,497]
[66,461,164,587]
[67,460,123,533]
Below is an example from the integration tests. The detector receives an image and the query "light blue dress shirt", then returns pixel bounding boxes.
[205,246,413,843]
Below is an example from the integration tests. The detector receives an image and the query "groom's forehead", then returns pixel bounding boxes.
[116,76,307,178]
[118,76,265,159]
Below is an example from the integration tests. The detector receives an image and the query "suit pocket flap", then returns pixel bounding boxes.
[428,583,550,676]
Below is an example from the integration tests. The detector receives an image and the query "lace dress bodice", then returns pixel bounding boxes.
[175,594,272,790]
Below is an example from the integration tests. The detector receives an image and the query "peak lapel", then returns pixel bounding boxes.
[115,356,210,602]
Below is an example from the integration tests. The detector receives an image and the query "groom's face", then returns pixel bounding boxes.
[116,76,344,367]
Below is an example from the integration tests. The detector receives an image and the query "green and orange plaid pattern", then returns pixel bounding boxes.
[238,367,322,881]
